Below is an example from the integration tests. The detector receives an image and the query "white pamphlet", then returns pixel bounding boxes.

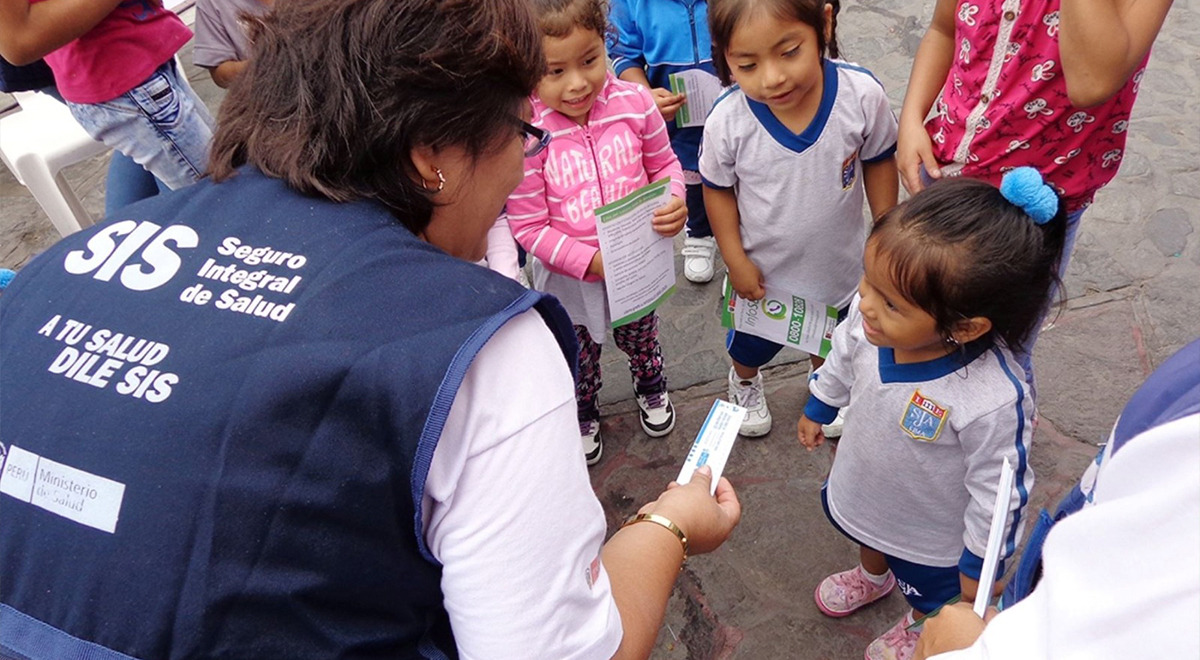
[975,457,1016,616]
[668,69,723,129]
[677,400,745,495]
[594,179,677,328]
[721,279,839,358]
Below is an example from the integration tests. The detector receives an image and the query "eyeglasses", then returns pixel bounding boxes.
[518,119,552,157]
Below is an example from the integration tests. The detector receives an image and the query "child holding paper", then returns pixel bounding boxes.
[507,0,687,466]
[796,169,1065,660]
[702,0,899,437]
[609,0,722,284]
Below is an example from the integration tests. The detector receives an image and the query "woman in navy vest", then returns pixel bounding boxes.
[0,0,740,657]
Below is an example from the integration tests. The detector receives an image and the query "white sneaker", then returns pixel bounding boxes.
[634,377,676,437]
[727,367,772,437]
[580,418,602,466]
[681,236,717,283]
[822,408,846,439]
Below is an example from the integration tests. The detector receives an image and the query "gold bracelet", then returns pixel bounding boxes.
[621,513,688,562]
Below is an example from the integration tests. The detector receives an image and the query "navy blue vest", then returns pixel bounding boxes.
[0,169,576,659]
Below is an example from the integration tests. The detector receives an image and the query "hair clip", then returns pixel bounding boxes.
[999,166,1057,225]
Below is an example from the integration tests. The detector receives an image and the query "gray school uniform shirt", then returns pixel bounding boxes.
[804,301,1034,573]
[698,59,897,310]
[193,0,269,68]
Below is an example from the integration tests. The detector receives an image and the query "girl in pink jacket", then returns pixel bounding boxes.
[507,0,687,466]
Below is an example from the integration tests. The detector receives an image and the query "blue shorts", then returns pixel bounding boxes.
[726,305,849,368]
[821,484,960,614]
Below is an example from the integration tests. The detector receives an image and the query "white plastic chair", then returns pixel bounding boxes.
[0,90,110,236]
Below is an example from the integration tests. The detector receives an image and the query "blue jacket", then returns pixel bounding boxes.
[609,0,715,171]
[0,169,577,659]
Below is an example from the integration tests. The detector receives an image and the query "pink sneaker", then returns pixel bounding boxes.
[814,566,896,617]
[864,613,919,660]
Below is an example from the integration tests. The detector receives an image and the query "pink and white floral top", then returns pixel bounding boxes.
[925,0,1150,212]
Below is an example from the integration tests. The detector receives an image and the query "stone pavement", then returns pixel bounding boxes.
[0,1,1196,657]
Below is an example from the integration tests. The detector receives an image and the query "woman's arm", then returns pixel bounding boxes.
[604,469,739,659]
[896,0,956,193]
[1059,0,1173,108]
[0,0,123,65]
[429,311,739,660]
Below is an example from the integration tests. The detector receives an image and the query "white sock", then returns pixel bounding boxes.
[904,609,917,628]
[861,564,890,586]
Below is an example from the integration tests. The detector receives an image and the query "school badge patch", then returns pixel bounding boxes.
[841,150,858,190]
[900,390,949,442]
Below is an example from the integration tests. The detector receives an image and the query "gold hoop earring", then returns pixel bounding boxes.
[422,168,446,193]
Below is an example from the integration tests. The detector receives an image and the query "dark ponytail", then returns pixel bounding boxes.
[827,0,840,59]
[868,177,1069,355]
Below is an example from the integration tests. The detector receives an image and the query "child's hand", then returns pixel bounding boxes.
[727,258,765,301]
[797,415,826,451]
[652,196,687,237]
[651,88,686,122]
[897,118,942,195]
[587,251,605,279]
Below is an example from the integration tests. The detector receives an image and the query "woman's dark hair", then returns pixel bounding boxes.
[208,0,544,235]
[709,0,841,87]
[530,0,608,39]
[868,177,1069,354]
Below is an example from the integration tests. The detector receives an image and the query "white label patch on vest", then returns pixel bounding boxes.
[0,446,126,533]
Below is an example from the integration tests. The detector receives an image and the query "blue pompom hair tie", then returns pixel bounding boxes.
[0,268,15,291]
[1000,167,1057,225]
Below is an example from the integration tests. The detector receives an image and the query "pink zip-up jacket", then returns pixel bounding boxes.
[507,72,685,282]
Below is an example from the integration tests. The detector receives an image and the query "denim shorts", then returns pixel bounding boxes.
[68,58,215,191]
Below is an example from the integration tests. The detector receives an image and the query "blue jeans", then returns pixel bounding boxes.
[67,59,214,191]
[105,151,169,215]
[1015,206,1086,399]
[37,84,167,215]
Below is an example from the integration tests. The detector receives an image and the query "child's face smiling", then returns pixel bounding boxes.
[724,8,827,131]
[857,241,955,364]
[537,26,608,125]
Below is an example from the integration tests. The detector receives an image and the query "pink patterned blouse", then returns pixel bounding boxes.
[925,0,1150,212]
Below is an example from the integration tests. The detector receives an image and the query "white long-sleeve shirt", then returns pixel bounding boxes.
[805,302,1034,573]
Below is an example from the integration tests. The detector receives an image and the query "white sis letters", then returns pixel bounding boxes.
[37,316,178,403]
[63,220,198,291]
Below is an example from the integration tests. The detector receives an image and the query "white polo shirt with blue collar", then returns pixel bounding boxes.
[804,301,1034,576]
[698,58,897,310]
